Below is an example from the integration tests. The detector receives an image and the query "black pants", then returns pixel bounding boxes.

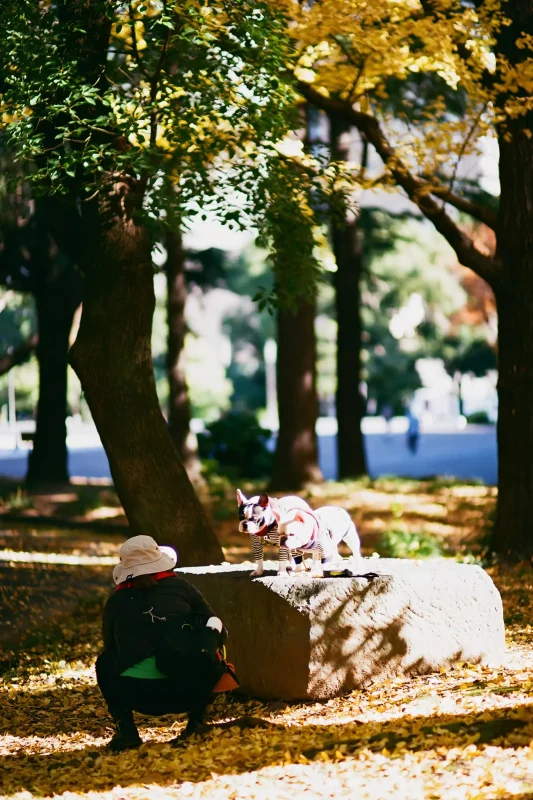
[95,651,216,722]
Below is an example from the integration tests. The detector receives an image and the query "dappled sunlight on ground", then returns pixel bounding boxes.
[3,478,533,799]
[2,588,533,799]
[0,474,495,563]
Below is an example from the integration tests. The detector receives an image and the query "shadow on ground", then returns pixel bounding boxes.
[0,690,531,797]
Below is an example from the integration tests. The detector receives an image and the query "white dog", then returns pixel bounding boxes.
[236,489,312,576]
[278,505,362,577]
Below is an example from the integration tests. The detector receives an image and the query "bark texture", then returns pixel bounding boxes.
[26,261,82,487]
[64,183,223,566]
[330,115,368,478]
[493,132,533,557]
[0,201,83,487]
[270,301,323,490]
[165,229,203,485]
[333,228,368,478]
[492,0,533,558]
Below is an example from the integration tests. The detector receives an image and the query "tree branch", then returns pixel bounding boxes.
[422,183,498,229]
[298,83,502,288]
[128,4,151,80]
[0,334,38,377]
[149,27,171,149]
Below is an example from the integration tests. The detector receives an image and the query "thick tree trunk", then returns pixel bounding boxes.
[270,302,323,490]
[493,290,533,559]
[492,0,533,559]
[332,222,368,478]
[165,229,203,485]
[329,114,367,478]
[67,185,223,566]
[492,129,533,558]
[26,267,80,487]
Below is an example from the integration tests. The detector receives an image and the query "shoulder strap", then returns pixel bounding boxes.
[115,571,175,591]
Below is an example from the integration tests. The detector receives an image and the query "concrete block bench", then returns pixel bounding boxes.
[177,560,505,700]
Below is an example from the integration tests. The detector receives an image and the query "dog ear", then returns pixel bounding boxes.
[236,489,247,506]
[258,493,269,508]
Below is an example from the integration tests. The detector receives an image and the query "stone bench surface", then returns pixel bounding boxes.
[177,560,505,700]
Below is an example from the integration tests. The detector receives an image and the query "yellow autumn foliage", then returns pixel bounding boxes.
[2,482,533,800]
[275,0,531,189]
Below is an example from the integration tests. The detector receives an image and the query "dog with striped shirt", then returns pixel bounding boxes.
[236,490,312,577]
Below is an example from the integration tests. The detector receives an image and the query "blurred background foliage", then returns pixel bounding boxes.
[1,206,495,454]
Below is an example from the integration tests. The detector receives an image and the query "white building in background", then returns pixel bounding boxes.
[459,371,498,421]
[411,358,497,429]
[411,359,461,429]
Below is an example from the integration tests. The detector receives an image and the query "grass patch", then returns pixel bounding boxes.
[376,529,446,559]
[424,475,485,493]
[6,487,34,511]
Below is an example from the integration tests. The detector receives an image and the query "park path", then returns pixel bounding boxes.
[0,428,498,485]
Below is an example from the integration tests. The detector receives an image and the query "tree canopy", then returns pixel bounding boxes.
[0,0,359,309]
[284,0,532,288]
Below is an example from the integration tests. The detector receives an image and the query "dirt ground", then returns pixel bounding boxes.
[4,476,531,800]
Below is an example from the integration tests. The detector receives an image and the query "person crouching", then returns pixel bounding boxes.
[96,535,232,752]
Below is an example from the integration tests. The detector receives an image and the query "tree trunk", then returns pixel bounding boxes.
[270,301,323,490]
[26,266,81,487]
[493,289,533,559]
[492,0,533,560]
[165,229,203,486]
[329,114,368,479]
[492,134,533,558]
[67,184,223,566]
[332,223,368,479]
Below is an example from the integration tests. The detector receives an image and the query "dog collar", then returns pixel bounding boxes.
[256,520,278,538]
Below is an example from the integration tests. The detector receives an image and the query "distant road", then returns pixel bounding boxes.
[320,428,497,484]
[0,427,497,485]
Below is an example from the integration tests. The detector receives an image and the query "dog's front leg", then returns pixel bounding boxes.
[250,534,264,577]
[278,544,291,577]
[343,521,363,572]
[311,550,324,578]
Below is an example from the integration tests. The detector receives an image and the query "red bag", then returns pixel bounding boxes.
[213,647,239,693]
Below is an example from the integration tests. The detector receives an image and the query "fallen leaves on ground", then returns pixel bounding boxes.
[0,563,532,800]
[0,480,530,800]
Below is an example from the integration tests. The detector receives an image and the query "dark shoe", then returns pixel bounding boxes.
[107,720,142,753]
[184,718,209,737]
[170,719,209,746]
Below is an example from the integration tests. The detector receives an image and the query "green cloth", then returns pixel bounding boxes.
[120,656,167,680]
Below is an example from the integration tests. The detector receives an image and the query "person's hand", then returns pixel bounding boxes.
[206,616,228,644]
[197,626,221,663]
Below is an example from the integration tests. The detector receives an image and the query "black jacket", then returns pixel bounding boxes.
[102,575,216,673]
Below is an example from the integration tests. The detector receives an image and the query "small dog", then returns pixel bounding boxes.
[236,489,312,577]
[278,505,362,577]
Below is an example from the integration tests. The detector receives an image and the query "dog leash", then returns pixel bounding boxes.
[322,569,383,579]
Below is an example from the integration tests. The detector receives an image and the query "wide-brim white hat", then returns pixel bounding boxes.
[113,535,177,585]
